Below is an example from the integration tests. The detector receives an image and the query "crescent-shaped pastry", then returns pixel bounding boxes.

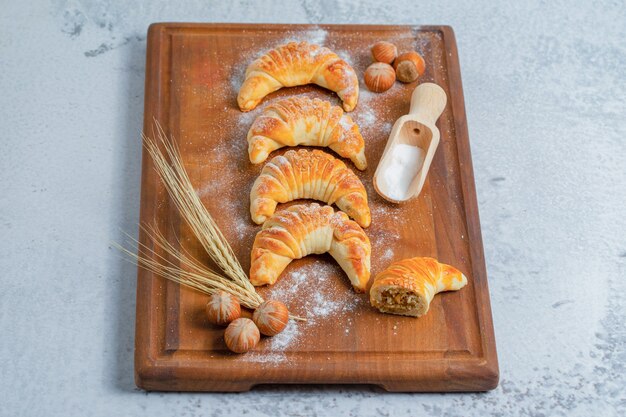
[370,257,467,317]
[247,96,367,170]
[238,41,359,112]
[250,203,371,292]
[250,149,371,227]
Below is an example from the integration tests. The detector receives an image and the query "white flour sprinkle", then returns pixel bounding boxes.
[222,31,438,365]
[230,27,329,94]
[304,27,328,46]
[339,115,354,131]
[235,216,253,241]
[381,247,395,262]
[234,108,260,140]
[310,291,343,317]
[354,106,377,130]
[239,320,302,364]
[268,320,300,351]
[239,260,366,363]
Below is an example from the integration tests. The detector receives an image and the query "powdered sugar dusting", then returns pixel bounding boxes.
[310,291,342,317]
[204,30,446,365]
[339,115,354,131]
[381,247,395,262]
[267,320,300,351]
[304,27,328,46]
[354,106,377,130]
[227,28,331,144]
[263,260,364,321]
[266,268,309,301]
[230,26,329,93]
[241,320,301,364]
[276,27,329,48]
[238,258,367,364]
[234,107,261,142]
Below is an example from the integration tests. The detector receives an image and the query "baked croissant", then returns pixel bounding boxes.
[250,149,371,227]
[370,257,467,317]
[238,41,359,112]
[250,203,371,292]
[247,96,367,170]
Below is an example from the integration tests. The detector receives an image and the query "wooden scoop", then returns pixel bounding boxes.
[373,83,447,203]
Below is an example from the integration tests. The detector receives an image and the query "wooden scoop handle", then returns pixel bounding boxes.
[408,83,447,126]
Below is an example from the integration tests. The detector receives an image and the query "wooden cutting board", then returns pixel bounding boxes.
[135,23,498,392]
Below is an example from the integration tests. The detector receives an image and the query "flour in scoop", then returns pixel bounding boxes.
[379,144,424,200]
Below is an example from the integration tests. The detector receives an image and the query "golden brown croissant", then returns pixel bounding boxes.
[370,257,467,317]
[237,41,359,112]
[250,149,371,227]
[247,96,367,170]
[250,203,371,292]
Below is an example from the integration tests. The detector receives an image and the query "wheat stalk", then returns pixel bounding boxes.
[143,121,253,291]
[119,120,304,320]
[113,225,264,309]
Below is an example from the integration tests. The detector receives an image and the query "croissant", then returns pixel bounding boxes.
[247,96,367,170]
[369,257,467,317]
[237,41,359,112]
[250,149,371,227]
[250,203,371,292]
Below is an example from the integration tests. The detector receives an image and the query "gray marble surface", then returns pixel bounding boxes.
[1,0,625,416]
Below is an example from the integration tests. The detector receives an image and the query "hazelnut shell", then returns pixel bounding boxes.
[371,41,397,65]
[205,291,241,326]
[393,51,426,83]
[364,62,396,93]
[224,318,260,353]
[253,300,289,336]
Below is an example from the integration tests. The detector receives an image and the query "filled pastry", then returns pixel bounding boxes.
[250,149,371,227]
[238,41,359,112]
[370,257,467,317]
[250,203,371,292]
[247,96,367,170]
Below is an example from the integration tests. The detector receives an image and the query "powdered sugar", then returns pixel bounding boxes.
[381,247,395,262]
[234,107,261,140]
[339,115,354,131]
[238,259,367,363]
[303,27,328,46]
[262,260,364,322]
[275,27,329,48]
[227,28,330,141]
[211,30,442,364]
[353,106,377,130]
[267,320,300,351]
[241,320,301,365]
[265,268,309,301]
[310,291,343,317]
[230,27,329,92]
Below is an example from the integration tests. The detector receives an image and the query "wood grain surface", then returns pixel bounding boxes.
[135,23,498,392]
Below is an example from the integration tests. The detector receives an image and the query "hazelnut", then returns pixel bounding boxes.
[224,318,260,353]
[253,300,289,336]
[364,62,396,93]
[371,41,397,65]
[393,51,426,83]
[205,291,241,326]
